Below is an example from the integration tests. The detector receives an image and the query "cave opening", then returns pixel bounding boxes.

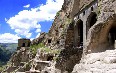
[22,43,25,47]
[86,12,97,38]
[47,56,53,61]
[48,39,51,43]
[108,26,116,49]
[57,40,60,44]
[90,13,97,27]
[74,19,83,48]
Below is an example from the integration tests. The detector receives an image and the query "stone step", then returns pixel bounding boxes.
[26,70,40,73]
[16,72,25,73]
[72,64,116,73]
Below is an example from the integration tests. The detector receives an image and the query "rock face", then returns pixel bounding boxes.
[29,49,55,72]
[72,0,116,73]
[3,47,33,72]
[55,46,83,72]
[31,32,47,45]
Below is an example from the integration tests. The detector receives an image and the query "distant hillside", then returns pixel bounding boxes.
[0,43,18,53]
[0,43,18,66]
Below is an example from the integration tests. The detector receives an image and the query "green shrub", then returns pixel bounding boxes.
[64,18,72,27]
[56,11,60,16]
[30,43,61,55]
[30,43,45,55]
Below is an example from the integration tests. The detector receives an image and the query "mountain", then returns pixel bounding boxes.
[0,43,18,53]
[0,43,18,66]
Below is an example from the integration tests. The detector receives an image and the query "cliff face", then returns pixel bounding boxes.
[33,0,95,50]
[2,47,33,72]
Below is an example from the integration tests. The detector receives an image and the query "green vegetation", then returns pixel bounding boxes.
[56,11,60,16]
[30,43,45,55]
[65,18,72,25]
[0,43,18,53]
[0,66,4,72]
[0,46,12,66]
[30,43,61,55]
[0,43,17,71]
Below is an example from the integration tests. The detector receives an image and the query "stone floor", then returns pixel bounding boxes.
[72,64,116,73]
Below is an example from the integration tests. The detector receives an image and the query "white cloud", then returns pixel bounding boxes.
[0,33,21,43]
[36,33,40,38]
[5,18,8,21]
[30,38,34,41]
[6,0,64,38]
[35,29,41,33]
[23,4,30,8]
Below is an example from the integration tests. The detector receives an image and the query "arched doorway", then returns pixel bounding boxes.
[85,15,116,53]
[22,43,25,47]
[86,12,97,38]
[74,19,83,48]
[108,25,116,49]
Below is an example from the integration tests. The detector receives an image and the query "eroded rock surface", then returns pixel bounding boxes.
[3,47,33,72]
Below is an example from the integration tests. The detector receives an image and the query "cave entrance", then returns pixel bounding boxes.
[47,56,53,61]
[86,12,97,38]
[48,39,51,43]
[22,43,25,47]
[74,19,83,48]
[108,26,116,49]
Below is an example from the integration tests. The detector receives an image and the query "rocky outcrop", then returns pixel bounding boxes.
[31,32,47,45]
[55,46,83,72]
[29,49,54,72]
[2,47,33,72]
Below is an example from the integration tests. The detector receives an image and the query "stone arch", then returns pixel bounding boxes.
[86,14,116,53]
[74,19,83,48]
[86,12,97,37]
[108,23,116,49]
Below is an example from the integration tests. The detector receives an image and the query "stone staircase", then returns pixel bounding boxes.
[24,49,52,73]
[72,64,116,73]
[72,49,116,73]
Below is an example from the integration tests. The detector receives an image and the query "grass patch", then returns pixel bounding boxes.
[30,43,45,55]
[30,43,61,55]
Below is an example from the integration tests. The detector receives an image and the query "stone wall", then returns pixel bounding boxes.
[18,39,31,47]
[84,0,116,54]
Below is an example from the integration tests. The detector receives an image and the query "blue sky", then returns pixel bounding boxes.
[0,0,63,43]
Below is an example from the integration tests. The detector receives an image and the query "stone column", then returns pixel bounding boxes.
[82,14,87,49]
[115,40,116,49]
